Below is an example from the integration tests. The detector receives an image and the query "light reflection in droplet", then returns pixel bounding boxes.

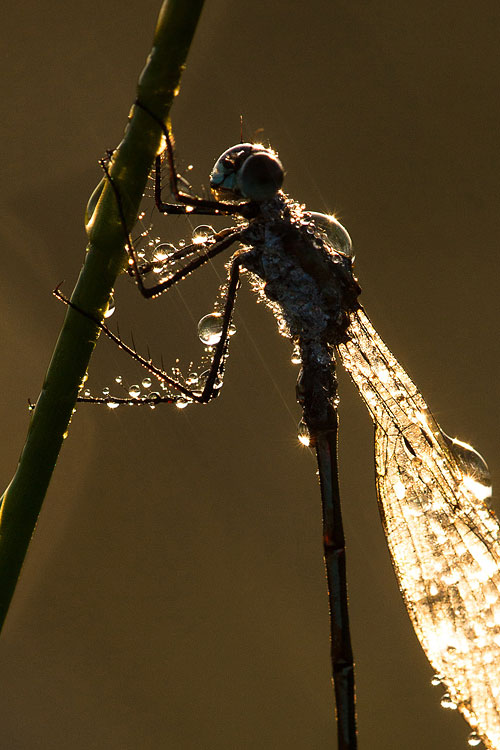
[192,225,215,244]
[440,693,458,710]
[198,313,223,345]
[298,419,310,447]
[467,731,482,747]
[104,295,115,318]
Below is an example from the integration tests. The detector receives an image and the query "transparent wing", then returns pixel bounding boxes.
[337,308,500,750]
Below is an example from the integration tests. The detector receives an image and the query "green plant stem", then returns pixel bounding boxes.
[0,0,205,631]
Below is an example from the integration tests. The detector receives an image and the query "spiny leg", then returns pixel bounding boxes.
[98,154,244,300]
[54,252,243,406]
[133,226,244,299]
[134,99,255,218]
[76,129,247,406]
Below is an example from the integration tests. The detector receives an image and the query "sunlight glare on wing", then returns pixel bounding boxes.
[337,308,500,750]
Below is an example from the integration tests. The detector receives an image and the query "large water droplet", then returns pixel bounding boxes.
[176,398,189,409]
[308,212,353,257]
[141,377,152,389]
[192,225,215,244]
[198,313,224,345]
[297,419,311,447]
[106,401,119,409]
[129,385,140,398]
[197,313,236,345]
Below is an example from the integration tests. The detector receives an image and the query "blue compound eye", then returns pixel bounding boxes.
[236,151,284,201]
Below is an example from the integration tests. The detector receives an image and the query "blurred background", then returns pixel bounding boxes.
[1,1,499,747]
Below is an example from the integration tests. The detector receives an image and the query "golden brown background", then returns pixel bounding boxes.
[1,1,499,747]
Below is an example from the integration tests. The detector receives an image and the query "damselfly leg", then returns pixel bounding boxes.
[55,227,244,406]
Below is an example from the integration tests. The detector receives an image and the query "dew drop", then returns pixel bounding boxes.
[115,375,123,384]
[298,419,310,447]
[129,385,140,398]
[104,295,115,318]
[154,243,176,262]
[102,387,110,396]
[186,372,199,386]
[198,313,224,345]
[141,377,152,389]
[192,225,215,244]
[467,732,482,747]
[308,212,353,257]
[106,401,119,409]
[178,239,186,248]
[440,693,457,710]
[291,341,301,365]
[431,673,444,687]
[442,432,492,501]
[84,389,91,397]
[176,398,189,409]
[198,370,209,385]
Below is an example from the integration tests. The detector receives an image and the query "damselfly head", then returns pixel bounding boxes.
[209,143,284,202]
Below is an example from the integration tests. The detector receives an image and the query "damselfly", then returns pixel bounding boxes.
[57,104,500,749]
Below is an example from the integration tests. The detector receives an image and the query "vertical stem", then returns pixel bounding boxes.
[0,0,205,632]
[297,339,356,749]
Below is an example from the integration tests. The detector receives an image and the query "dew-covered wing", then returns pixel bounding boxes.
[337,308,500,750]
